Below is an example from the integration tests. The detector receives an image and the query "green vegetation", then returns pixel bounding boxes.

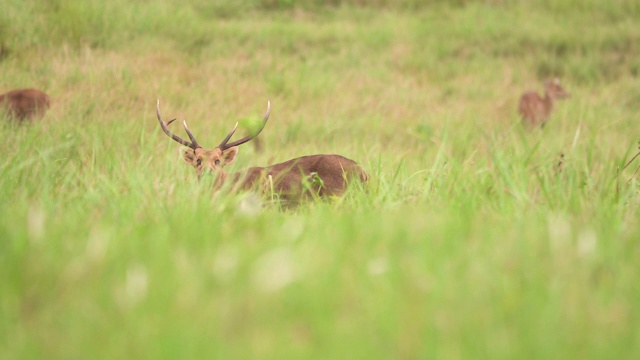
[2,0,640,358]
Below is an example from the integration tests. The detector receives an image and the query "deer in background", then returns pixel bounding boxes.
[0,88,50,122]
[156,100,368,203]
[518,78,570,128]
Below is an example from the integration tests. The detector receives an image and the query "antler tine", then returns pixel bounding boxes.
[156,99,197,149]
[217,122,239,149]
[219,100,271,150]
[182,120,201,148]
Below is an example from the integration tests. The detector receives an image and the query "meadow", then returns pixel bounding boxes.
[1,0,640,358]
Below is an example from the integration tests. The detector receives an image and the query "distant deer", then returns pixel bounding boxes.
[518,78,570,128]
[156,100,368,203]
[0,88,50,122]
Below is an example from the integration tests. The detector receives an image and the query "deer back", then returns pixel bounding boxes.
[232,154,368,200]
[0,89,50,121]
[518,92,549,126]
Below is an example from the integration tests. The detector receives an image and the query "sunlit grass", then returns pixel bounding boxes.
[1,0,640,358]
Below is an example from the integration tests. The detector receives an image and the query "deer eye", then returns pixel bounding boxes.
[196,159,202,166]
[215,159,221,166]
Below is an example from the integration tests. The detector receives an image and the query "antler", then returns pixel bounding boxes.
[218,100,271,150]
[156,99,201,149]
[181,120,201,148]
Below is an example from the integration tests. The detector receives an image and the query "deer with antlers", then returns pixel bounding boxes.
[0,88,50,122]
[156,100,368,203]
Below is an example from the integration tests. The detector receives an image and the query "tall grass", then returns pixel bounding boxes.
[1,0,640,358]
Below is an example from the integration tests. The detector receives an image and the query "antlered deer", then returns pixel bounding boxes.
[156,100,368,203]
[518,78,570,128]
[0,88,50,122]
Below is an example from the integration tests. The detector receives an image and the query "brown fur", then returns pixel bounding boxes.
[182,147,368,203]
[233,154,367,201]
[518,78,569,128]
[0,88,50,122]
[158,100,368,204]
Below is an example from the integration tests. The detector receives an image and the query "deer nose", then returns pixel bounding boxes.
[203,167,215,175]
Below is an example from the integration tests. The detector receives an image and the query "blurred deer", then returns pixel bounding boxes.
[157,100,368,203]
[518,78,570,128]
[0,88,50,122]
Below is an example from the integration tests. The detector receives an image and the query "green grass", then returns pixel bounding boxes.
[2,0,640,358]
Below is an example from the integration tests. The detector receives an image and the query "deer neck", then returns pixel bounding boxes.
[208,170,229,189]
[543,91,554,113]
[212,169,251,189]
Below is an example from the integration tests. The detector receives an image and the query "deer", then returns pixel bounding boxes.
[0,88,50,122]
[156,100,368,204]
[518,78,570,128]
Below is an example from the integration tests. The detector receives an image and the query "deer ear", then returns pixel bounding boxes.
[222,146,239,165]
[180,146,195,164]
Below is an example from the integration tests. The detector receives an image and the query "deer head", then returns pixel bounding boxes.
[156,99,270,179]
[544,78,570,100]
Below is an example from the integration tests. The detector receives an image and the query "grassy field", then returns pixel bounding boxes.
[2,0,640,358]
